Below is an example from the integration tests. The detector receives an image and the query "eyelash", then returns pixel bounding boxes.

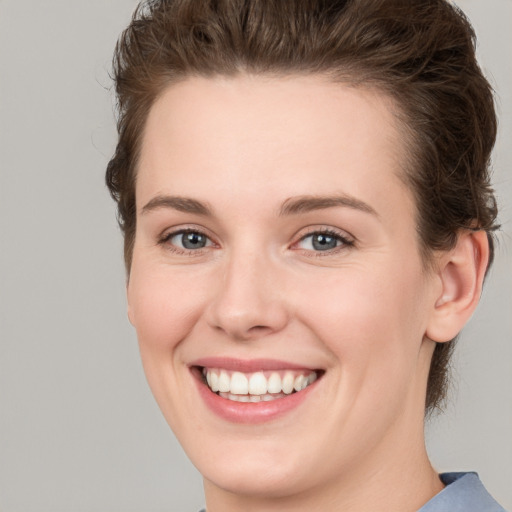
[294,228,355,257]
[158,227,355,256]
[158,228,214,256]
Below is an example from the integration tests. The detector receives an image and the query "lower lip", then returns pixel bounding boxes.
[193,370,319,424]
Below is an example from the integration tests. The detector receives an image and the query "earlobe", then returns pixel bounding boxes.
[426,230,489,343]
[126,283,135,327]
[127,305,135,326]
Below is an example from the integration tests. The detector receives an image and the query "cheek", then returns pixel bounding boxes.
[127,262,207,353]
[297,262,429,371]
[296,265,431,440]
[126,261,211,429]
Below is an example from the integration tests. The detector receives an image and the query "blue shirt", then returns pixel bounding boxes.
[419,472,507,511]
[198,472,507,511]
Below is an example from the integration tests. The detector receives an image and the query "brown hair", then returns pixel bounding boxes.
[106,0,499,413]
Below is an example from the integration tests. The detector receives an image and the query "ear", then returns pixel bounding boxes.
[126,281,135,326]
[426,230,490,343]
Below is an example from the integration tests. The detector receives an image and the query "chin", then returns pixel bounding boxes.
[200,455,312,499]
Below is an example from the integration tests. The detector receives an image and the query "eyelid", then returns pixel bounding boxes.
[158,225,218,254]
[295,225,355,242]
[159,223,214,240]
[156,224,355,255]
[291,226,355,254]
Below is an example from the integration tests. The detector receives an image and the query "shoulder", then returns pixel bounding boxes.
[419,472,508,512]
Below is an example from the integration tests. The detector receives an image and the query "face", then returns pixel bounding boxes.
[128,74,440,500]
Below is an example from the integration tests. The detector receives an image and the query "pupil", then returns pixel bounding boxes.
[312,234,337,251]
[182,232,206,249]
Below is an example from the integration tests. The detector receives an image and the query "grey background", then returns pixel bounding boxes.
[0,0,510,511]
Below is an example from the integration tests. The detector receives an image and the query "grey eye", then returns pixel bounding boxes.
[297,231,350,252]
[310,233,339,251]
[170,231,212,250]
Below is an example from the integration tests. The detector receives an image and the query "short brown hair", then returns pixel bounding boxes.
[106,0,499,412]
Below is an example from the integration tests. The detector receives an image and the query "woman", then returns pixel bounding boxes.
[106,1,506,510]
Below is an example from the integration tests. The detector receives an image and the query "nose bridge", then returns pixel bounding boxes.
[206,241,288,340]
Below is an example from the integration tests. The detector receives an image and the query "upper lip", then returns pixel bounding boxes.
[189,357,320,373]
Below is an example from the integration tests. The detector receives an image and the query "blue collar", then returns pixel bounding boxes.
[418,472,507,511]
[199,472,507,512]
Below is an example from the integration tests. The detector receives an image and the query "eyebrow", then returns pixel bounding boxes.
[141,195,212,216]
[140,193,377,218]
[279,194,378,217]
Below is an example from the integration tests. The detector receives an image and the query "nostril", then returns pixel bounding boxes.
[247,325,273,336]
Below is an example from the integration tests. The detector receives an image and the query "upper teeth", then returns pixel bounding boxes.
[203,368,317,396]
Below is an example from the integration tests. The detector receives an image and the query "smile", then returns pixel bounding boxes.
[191,359,323,423]
[202,368,319,402]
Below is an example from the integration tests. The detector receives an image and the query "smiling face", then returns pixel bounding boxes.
[127,74,443,508]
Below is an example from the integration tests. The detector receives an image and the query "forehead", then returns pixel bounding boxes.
[138,74,411,216]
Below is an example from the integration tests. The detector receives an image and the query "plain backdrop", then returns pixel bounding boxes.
[0,1,510,511]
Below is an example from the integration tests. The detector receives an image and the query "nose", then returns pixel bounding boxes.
[205,248,289,341]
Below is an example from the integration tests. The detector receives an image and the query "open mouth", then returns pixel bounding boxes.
[199,367,322,403]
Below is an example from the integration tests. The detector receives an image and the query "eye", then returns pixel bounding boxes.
[161,229,214,252]
[295,230,353,253]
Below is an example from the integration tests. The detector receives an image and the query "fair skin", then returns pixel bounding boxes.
[127,74,488,512]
